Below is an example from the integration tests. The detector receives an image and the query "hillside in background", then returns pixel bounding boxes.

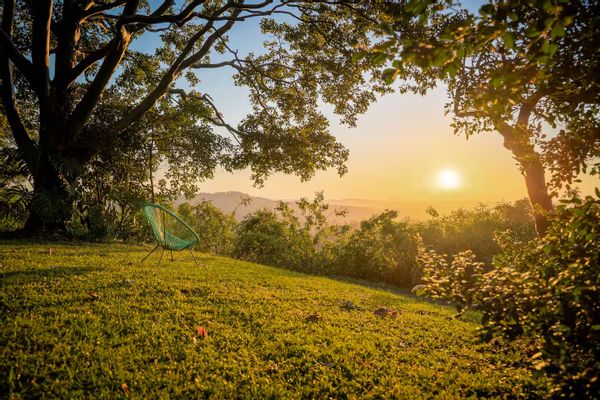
[179,191,484,222]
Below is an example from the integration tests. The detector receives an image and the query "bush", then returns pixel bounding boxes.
[232,193,347,274]
[418,249,485,314]
[419,195,600,397]
[232,209,313,270]
[177,201,237,256]
[334,210,420,288]
[417,200,536,267]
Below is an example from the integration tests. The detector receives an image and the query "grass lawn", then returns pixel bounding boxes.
[0,242,546,399]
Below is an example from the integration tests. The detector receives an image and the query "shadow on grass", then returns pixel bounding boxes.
[0,265,103,287]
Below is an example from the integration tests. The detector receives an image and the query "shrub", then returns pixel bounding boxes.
[334,210,420,288]
[418,249,485,314]
[177,201,237,256]
[417,200,536,267]
[232,209,312,270]
[232,193,346,273]
[419,195,600,397]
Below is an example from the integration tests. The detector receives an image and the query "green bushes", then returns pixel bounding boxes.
[417,200,536,267]
[418,249,485,314]
[232,193,341,274]
[177,201,236,256]
[233,208,313,270]
[419,195,600,397]
[231,199,421,288]
[333,211,420,288]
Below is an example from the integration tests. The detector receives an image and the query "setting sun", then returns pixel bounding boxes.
[437,169,461,189]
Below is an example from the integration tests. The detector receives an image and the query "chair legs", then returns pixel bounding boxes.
[141,245,200,267]
[141,245,160,264]
[188,248,201,267]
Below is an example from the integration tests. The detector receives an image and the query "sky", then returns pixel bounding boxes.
[132,3,597,205]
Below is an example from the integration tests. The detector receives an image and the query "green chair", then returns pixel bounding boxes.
[140,202,201,267]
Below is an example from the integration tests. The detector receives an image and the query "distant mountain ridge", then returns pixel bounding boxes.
[177,191,486,222]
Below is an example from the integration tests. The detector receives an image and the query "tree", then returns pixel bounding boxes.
[359,0,600,236]
[0,1,389,234]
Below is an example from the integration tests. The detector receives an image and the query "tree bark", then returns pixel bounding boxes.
[496,121,554,237]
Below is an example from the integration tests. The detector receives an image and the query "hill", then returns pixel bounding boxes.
[0,243,544,398]
[180,191,484,222]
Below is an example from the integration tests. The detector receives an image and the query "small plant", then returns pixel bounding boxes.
[418,248,485,315]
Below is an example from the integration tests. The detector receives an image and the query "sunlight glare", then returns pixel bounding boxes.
[437,169,461,190]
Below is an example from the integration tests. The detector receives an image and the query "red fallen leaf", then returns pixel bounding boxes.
[121,383,128,394]
[196,326,208,338]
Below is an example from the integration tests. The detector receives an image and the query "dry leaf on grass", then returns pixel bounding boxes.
[305,312,321,322]
[195,326,208,338]
[374,307,398,318]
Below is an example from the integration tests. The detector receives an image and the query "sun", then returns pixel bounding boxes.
[437,169,461,189]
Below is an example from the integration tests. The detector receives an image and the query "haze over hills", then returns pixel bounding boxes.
[179,191,489,222]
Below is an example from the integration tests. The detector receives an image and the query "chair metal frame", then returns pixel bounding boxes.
[140,202,201,267]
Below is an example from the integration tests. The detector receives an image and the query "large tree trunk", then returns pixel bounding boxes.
[522,160,554,237]
[23,145,73,235]
[496,122,554,237]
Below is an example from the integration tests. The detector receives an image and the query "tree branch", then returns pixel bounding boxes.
[120,0,205,26]
[54,0,83,93]
[113,7,241,133]
[31,0,53,102]
[169,89,243,144]
[66,39,115,87]
[0,28,35,82]
[0,0,36,169]
[82,0,129,19]
[516,90,545,127]
[64,0,141,141]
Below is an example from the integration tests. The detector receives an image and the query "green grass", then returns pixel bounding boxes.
[0,242,545,399]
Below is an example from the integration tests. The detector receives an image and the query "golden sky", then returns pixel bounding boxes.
[198,85,597,204]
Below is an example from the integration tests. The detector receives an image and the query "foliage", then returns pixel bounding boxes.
[231,193,340,273]
[233,208,310,271]
[356,0,600,236]
[0,1,390,233]
[0,242,547,398]
[419,194,600,397]
[176,201,237,256]
[417,200,536,266]
[333,210,420,288]
[418,249,485,314]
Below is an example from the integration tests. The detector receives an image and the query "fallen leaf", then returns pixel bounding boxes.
[374,307,398,318]
[89,291,100,299]
[305,312,321,322]
[121,383,128,394]
[340,300,363,311]
[196,326,208,338]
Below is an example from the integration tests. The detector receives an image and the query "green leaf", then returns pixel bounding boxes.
[550,23,566,38]
[382,68,399,85]
[502,32,515,49]
[351,51,367,63]
[490,76,504,88]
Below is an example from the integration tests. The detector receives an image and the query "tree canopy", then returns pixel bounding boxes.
[357,0,600,236]
[0,0,393,234]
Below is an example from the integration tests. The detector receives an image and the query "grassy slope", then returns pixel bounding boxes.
[0,243,543,399]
